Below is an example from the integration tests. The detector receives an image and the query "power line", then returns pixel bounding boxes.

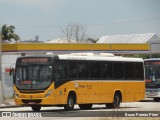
[13,17,160,28]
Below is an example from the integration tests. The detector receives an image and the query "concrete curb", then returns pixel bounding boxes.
[0,99,21,108]
[0,105,22,108]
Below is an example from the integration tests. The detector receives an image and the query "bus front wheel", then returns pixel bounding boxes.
[31,105,41,111]
[64,95,75,111]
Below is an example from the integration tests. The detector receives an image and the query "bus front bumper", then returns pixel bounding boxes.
[14,97,55,106]
[146,91,160,98]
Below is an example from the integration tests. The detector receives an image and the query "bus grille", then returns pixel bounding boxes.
[19,90,45,94]
[22,99,42,104]
[146,84,160,88]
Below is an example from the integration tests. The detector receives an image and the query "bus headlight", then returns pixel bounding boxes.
[14,91,19,98]
[45,90,52,97]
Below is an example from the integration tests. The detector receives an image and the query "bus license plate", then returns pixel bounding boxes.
[148,92,155,96]
[28,102,36,105]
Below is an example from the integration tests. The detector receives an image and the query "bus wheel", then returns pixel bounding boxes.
[31,105,41,111]
[154,98,160,102]
[64,95,75,111]
[79,104,92,110]
[112,93,121,108]
[106,93,121,109]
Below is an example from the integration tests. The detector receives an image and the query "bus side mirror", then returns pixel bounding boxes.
[9,67,14,76]
[10,67,16,83]
[10,68,13,76]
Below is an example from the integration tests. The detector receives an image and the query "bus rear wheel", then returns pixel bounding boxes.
[106,93,121,109]
[64,95,75,111]
[79,104,92,110]
[31,105,41,111]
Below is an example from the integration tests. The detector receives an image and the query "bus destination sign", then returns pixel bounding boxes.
[21,58,48,63]
[145,61,160,65]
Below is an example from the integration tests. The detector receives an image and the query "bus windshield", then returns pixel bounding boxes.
[145,66,160,80]
[15,65,52,90]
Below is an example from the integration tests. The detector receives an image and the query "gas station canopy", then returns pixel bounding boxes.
[1,43,150,54]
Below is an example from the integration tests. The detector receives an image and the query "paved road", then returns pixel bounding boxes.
[0,100,160,120]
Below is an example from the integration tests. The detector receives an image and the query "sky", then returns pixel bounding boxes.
[0,0,160,41]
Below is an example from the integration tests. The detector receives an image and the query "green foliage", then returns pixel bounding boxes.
[0,24,20,42]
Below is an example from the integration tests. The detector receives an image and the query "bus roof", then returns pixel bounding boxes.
[58,54,143,62]
[144,58,160,61]
[17,53,143,62]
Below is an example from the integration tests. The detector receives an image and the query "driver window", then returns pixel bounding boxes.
[56,65,66,80]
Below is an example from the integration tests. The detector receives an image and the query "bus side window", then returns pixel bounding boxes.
[102,62,113,79]
[68,62,77,79]
[113,62,124,79]
[124,62,134,80]
[55,66,66,80]
[78,62,89,79]
[58,66,66,79]
[135,62,144,80]
[90,62,101,79]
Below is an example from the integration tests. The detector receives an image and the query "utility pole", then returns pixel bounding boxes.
[150,43,152,58]
[0,22,4,104]
[0,32,2,103]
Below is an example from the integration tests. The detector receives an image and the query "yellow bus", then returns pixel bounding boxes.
[11,53,145,111]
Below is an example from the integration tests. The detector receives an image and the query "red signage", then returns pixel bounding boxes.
[145,79,152,83]
[145,61,160,65]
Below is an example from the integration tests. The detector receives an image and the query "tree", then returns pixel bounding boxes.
[0,34,2,40]
[60,23,87,43]
[35,35,39,42]
[73,23,87,43]
[0,24,20,42]
[60,24,74,43]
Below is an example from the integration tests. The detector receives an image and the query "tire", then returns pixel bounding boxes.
[154,98,160,102]
[31,105,41,111]
[106,93,121,109]
[79,104,92,110]
[113,93,121,108]
[64,95,75,111]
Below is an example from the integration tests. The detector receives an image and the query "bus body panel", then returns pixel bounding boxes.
[14,80,145,106]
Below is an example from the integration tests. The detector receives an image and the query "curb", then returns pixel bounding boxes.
[0,105,22,109]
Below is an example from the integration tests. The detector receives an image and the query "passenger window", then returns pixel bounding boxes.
[78,62,89,79]
[113,62,124,79]
[90,62,101,79]
[68,62,77,79]
[124,62,134,79]
[102,62,113,79]
[57,66,66,79]
[135,62,144,80]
